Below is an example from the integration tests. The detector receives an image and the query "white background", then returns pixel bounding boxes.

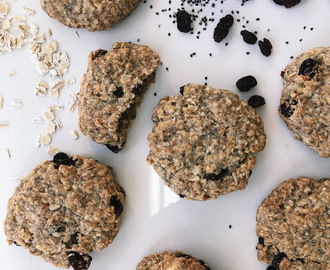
[0,0,329,269]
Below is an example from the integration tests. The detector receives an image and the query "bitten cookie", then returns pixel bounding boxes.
[278,47,330,158]
[4,153,125,269]
[136,251,211,270]
[147,84,266,201]
[78,42,160,153]
[40,0,142,31]
[256,177,329,270]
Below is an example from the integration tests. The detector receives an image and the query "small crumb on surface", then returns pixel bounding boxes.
[5,148,11,158]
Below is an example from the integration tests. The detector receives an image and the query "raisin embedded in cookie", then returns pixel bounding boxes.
[278,47,330,158]
[78,42,160,153]
[4,153,125,269]
[40,0,142,31]
[147,84,266,201]
[136,251,211,270]
[256,177,329,270]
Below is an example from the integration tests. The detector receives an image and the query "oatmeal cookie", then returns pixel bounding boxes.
[40,0,142,31]
[256,177,329,270]
[4,153,125,269]
[147,84,266,201]
[78,42,160,153]
[278,47,330,158]
[136,250,211,270]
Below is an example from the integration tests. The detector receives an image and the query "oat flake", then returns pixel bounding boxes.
[47,146,59,155]
[40,133,52,145]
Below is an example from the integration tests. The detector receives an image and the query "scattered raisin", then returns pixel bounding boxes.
[258,38,272,56]
[236,75,257,91]
[69,232,79,248]
[68,252,92,270]
[179,85,185,95]
[53,152,76,169]
[110,195,123,216]
[206,168,230,181]
[213,14,234,43]
[258,237,265,246]
[240,30,257,44]
[105,144,120,153]
[273,0,301,8]
[272,253,287,269]
[248,95,265,107]
[176,10,192,33]
[113,86,124,98]
[298,58,319,79]
[94,49,107,58]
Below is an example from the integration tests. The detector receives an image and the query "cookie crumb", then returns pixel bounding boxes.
[9,72,16,77]
[0,121,9,127]
[0,95,3,110]
[71,130,79,140]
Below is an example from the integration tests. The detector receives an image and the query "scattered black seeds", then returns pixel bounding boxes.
[154,92,157,96]
[246,51,250,55]
[290,56,294,59]
[68,252,92,270]
[166,67,169,71]
[240,30,257,44]
[229,225,232,229]
[248,95,265,108]
[176,9,192,33]
[258,38,272,57]
[213,14,234,43]
[236,75,257,92]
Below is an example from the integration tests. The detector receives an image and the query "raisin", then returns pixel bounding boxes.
[272,253,287,269]
[258,237,265,246]
[53,152,76,169]
[280,98,297,117]
[179,194,185,198]
[198,259,211,270]
[179,85,185,95]
[267,266,277,270]
[13,241,20,246]
[248,95,265,108]
[68,252,92,270]
[53,152,69,164]
[60,158,76,167]
[240,30,257,44]
[176,254,193,259]
[105,144,120,153]
[273,0,301,8]
[213,14,234,43]
[258,38,272,57]
[55,225,65,233]
[236,75,257,91]
[298,58,318,79]
[94,49,107,58]
[110,195,123,216]
[69,232,79,248]
[176,10,192,33]
[113,86,124,98]
[206,168,230,181]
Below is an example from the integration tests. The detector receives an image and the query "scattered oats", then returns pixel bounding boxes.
[40,133,52,145]
[50,89,59,98]
[29,23,39,36]
[9,71,16,76]
[48,146,59,156]
[11,99,23,108]
[0,1,10,15]
[53,118,62,129]
[29,42,41,54]
[50,105,64,111]
[0,121,9,127]
[12,16,26,22]
[44,108,55,120]
[59,61,69,76]
[35,134,41,147]
[43,40,57,55]
[2,19,10,30]
[32,116,43,123]
[11,175,22,181]
[66,77,76,85]
[71,130,79,140]
[23,7,36,15]
[69,103,76,112]
[46,121,56,133]
[49,79,64,92]
[32,33,46,44]
[0,95,3,110]
[45,28,52,37]
[17,23,30,36]
[35,80,48,96]
[5,148,11,158]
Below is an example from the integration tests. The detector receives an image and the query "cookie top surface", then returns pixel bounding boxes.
[4,153,125,269]
[40,0,142,31]
[256,177,329,270]
[147,84,266,201]
[78,42,160,153]
[136,251,211,270]
[278,47,330,158]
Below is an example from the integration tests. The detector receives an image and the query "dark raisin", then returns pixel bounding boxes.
[198,259,211,270]
[280,71,285,78]
[110,195,123,216]
[248,95,265,108]
[267,266,277,270]
[176,10,192,33]
[179,194,185,198]
[53,152,69,164]
[55,225,65,233]
[69,232,79,248]
[176,254,193,259]
[95,49,107,58]
[249,170,253,177]
[53,152,76,168]
[206,168,230,181]
[179,85,185,95]
[105,144,120,153]
[236,75,257,91]
[213,14,234,43]
[273,0,301,8]
[113,86,124,98]
[258,237,265,246]
[60,158,76,167]
[280,98,297,117]
[298,58,318,79]
[272,253,287,269]
[258,38,272,57]
[240,30,257,44]
[13,241,20,246]
[68,252,92,270]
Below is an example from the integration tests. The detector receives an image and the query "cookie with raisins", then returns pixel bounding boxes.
[137,250,211,270]
[256,177,329,270]
[4,153,125,269]
[78,42,160,153]
[147,84,266,201]
[278,47,330,158]
[40,0,142,31]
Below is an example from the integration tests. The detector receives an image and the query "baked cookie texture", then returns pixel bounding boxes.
[278,47,330,158]
[78,42,160,153]
[147,84,266,201]
[136,250,211,270]
[40,0,142,31]
[256,177,329,270]
[4,153,125,269]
